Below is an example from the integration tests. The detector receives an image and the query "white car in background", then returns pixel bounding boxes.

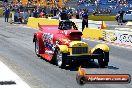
[123,10,132,21]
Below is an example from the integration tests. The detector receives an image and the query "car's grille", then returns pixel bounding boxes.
[72,47,88,54]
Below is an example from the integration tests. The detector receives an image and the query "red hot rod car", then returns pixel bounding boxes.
[33,21,109,68]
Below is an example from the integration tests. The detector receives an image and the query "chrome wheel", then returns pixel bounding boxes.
[56,50,63,67]
[35,40,39,55]
[56,49,66,68]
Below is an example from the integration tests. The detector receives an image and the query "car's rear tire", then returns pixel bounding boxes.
[35,39,40,57]
[55,49,66,68]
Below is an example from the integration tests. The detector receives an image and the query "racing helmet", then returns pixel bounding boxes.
[63,20,73,30]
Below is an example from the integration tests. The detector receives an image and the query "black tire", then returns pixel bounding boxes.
[55,49,66,68]
[35,39,40,57]
[76,74,86,85]
[98,57,106,68]
[94,49,109,68]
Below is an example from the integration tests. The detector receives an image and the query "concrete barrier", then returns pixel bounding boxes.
[103,29,132,46]
[70,19,106,40]
[89,15,116,21]
[82,28,103,40]
[27,17,59,28]
[27,17,105,30]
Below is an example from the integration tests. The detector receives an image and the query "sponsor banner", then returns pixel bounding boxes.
[76,67,131,85]
[103,30,132,46]
[76,74,131,85]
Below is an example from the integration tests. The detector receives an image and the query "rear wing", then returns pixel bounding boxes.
[38,23,58,31]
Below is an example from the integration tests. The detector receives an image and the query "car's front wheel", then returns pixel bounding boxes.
[35,39,40,56]
[98,56,108,68]
[94,49,109,68]
[56,49,66,68]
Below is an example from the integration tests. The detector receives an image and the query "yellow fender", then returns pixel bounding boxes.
[90,44,109,53]
[57,45,69,53]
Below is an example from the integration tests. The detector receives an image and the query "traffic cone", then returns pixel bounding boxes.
[101,21,107,29]
[78,66,86,76]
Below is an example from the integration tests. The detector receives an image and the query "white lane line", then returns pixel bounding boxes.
[83,38,132,50]
[0,61,31,88]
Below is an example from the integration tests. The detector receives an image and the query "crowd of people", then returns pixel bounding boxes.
[2,0,128,31]
[1,0,89,31]
[0,0,91,32]
[1,1,74,23]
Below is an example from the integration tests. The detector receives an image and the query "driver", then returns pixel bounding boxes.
[58,20,78,30]
[58,9,78,30]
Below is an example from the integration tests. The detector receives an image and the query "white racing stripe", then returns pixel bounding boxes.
[0,61,31,88]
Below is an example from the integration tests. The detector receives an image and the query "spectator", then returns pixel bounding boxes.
[53,7,58,16]
[23,10,29,23]
[116,11,124,25]
[50,7,54,16]
[31,9,34,17]
[82,10,88,31]
[43,9,47,16]
[75,10,79,19]
[4,7,10,22]
[59,9,69,20]
[39,10,45,18]
[115,11,120,25]
[33,9,39,18]
[119,11,125,24]
[67,9,73,19]
[18,9,23,23]
[14,10,19,22]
